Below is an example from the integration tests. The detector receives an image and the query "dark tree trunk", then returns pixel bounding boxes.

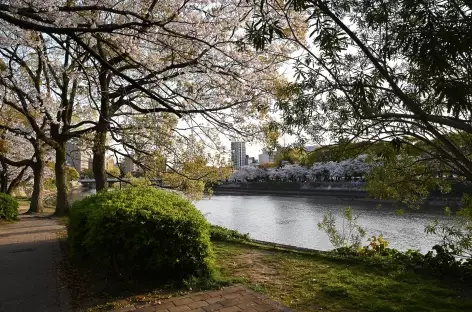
[28,161,45,213]
[6,166,28,195]
[93,123,107,192]
[93,62,110,192]
[0,161,8,193]
[54,142,70,216]
[0,174,7,193]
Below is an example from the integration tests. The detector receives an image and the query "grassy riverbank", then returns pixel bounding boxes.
[214,241,472,312]
[63,237,472,311]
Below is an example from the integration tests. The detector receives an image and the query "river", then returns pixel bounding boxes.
[194,195,454,253]
[70,189,453,253]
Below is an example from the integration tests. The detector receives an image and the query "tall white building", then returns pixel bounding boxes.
[231,142,246,168]
[66,140,91,173]
[258,148,275,165]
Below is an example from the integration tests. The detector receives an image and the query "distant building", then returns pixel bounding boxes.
[66,140,91,173]
[88,158,93,171]
[258,148,275,165]
[106,156,115,171]
[231,142,246,168]
[120,156,137,174]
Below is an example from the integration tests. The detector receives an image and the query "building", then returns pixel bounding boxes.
[106,156,116,171]
[246,156,257,166]
[120,155,143,175]
[120,156,136,174]
[231,142,246,168]
[66,140,91,173]
[258,148,275,165]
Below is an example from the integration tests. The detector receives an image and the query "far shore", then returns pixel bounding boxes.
[212,184,462,209]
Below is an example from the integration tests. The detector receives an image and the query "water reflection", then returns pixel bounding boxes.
[195,195,452,253]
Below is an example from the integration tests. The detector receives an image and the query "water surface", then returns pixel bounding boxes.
[195,195,453,253]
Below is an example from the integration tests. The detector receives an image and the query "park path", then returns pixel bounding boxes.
[111,285,291,312]
[0,215,69,312]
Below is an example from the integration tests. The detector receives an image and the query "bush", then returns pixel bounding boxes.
[0,193,19,221]
[68,187,214,281]
[209,225,250,241]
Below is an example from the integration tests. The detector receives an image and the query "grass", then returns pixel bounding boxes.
[61,237,472,312]
[213,241,472,312]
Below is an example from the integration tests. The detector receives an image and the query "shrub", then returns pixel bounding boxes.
[209,225,250,241]
[0,193,19,221]
[68,187,214,281]
[318,208,366,250]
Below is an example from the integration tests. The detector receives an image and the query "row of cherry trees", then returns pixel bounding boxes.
[0,1,297,215]
[229,155,373,182]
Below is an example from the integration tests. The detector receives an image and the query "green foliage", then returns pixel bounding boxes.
[318,207,366,250]
[425,194,472,259]
[273,147,307,166]
[45,163,80,190]
[68,187,214,281]
[0,192,18,221]
[106,165,120,178]
[209,225,250,241]
[366,151,451,208]
[363,235,389,254]
[66,166,80,181]
[338,235,472,281]
[82,168,94,178]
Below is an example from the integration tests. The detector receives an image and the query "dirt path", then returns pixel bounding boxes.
[0,215,69,312]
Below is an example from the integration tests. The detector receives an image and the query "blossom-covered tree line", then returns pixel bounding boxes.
[0,0,299,215]
[229,155,373,182]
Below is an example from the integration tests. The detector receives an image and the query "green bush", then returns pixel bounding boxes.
[68,187,214,281]
[209,225,250,241]
[0,193,19,221]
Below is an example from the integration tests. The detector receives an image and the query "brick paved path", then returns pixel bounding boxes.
[113,285,291,312]
[0,215,69,312]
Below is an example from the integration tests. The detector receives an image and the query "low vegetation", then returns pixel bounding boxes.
[60,204,472,312]
[209,225,250,241]
[214,241,472,312]
[68,187,214,282]
[0,192,18,221]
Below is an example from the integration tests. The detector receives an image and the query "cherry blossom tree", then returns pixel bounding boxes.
[0,1,294,193]
[229,166,265,182]
[0,105,55,212]
[0,34,95,215]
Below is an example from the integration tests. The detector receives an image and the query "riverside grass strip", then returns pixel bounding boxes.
[213,241,472,312]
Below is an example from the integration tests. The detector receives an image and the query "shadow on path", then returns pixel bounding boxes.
[0,215,69,312]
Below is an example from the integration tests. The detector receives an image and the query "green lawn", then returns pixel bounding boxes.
[214,241,472,312]
[58,236,472,312]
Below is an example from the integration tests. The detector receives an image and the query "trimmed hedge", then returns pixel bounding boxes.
[0,193,19,221]
[68,187,214,281]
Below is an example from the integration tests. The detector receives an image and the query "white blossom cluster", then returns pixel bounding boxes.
[229,155,374,182]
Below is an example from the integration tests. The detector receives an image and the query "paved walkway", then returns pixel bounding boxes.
[0,216,289,312]
[112,285,291,312]
[0,215,69,312]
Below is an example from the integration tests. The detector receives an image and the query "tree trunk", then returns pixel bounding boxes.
[54,142,70,216]
[0,161,8,193]
[28,161,45,213]
[93,62,110,193]
[93,126,107,192]
[0,173,7,193]
[6,166,28,195]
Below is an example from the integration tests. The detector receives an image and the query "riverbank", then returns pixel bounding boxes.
[215,241,472,312]
[57,232,472,312]
[213,184,461,207]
